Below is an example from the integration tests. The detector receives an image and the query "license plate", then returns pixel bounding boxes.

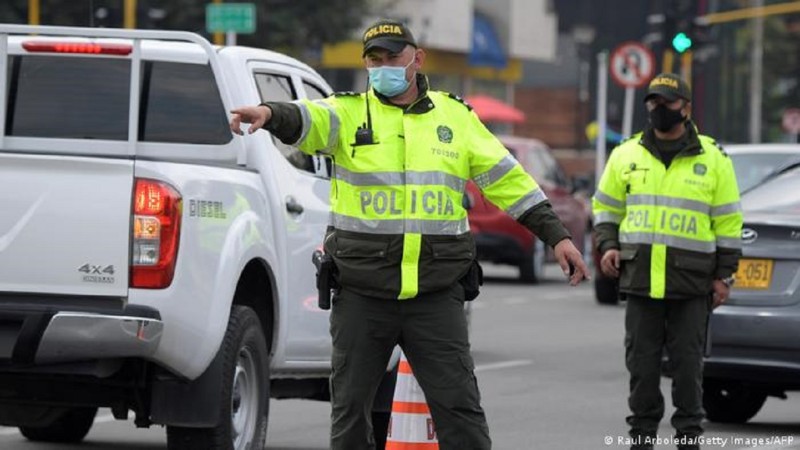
[734,258,774,289]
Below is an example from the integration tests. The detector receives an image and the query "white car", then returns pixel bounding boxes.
[0,24,336,449]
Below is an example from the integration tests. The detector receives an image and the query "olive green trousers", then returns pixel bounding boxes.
[624,294,710,443]
[329,284,491,450]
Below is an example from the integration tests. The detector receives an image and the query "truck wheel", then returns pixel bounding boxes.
[703,378,767,424]
[19,407,97,443]
[519,239,546,283]
[167,306,270,450]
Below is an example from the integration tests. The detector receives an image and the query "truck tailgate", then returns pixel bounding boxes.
[0,153,132,296]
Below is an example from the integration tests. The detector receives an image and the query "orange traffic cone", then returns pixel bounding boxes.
[385,351,439,449]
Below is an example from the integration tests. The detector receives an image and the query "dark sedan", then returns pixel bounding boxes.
[703,164,800,423]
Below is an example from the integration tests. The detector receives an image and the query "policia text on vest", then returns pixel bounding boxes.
[229,18,590,450]
[592,72,742,449]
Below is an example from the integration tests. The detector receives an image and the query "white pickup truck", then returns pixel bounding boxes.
[0,24,341,449]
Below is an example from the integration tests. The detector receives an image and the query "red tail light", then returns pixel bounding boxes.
[22,41,133,55]
[131,178,182,289]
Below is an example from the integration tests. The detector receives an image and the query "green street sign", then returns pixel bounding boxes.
[206,3,256,34]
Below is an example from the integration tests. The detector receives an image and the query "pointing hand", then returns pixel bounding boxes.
[230,105,272,135]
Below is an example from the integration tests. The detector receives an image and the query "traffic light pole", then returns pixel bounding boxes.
[662,49,674,73]
[595,51,608,190]
[681,51,692,86]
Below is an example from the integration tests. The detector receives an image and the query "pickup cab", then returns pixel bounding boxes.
[0,24,337,449]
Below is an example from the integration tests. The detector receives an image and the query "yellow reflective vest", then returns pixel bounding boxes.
[293,85,547,299]
[592,126,743,299]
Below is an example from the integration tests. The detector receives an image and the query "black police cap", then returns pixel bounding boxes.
[644,73,692,103]
[362,19,417,56]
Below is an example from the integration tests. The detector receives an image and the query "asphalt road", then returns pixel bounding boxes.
[1,263,799,449]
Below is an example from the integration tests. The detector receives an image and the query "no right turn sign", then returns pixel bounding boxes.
[610,42,655,89]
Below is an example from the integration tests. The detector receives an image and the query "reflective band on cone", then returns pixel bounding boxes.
[385,352,439,449]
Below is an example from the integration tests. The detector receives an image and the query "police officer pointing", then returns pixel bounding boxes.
[231,19,589,450]
[593,73,742,450]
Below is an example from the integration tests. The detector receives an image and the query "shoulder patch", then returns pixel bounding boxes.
[700,135,728,157]
[444,92,473,111]
[333,91,360,97]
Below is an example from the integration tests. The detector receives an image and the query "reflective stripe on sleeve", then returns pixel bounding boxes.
[472,155,517,190]
[716,236,743,249]
[294,101,313,145]
[593,211,623,225]
[594,190,625,209]
[711,202,742,217]
[506,188,548,219]
[317,101,340,153]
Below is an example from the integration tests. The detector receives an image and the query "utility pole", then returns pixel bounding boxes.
[749,0,764,143]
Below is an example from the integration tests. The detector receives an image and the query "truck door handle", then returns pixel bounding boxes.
[285,196,304,215]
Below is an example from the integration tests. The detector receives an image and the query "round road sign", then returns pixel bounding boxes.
[783,108,800,134]
[610,41,656,89]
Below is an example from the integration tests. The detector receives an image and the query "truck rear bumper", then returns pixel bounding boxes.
[36,312,163,363]
[0,302,163,365]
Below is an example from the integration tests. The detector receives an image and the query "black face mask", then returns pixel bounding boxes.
[649,104,686,132]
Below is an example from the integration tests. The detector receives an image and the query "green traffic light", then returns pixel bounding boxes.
[672,32,693,54]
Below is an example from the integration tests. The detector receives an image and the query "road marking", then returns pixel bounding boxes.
[0,414,115,436]
[475,359,532,373]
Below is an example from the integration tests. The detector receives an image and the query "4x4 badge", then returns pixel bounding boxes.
[437,125,453,143]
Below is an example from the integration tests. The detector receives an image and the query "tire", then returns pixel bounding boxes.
[594,275,619,305]
[703,378,767,424]
[19,407,97,443]
[519,239,546,283]
[167,305,270,450]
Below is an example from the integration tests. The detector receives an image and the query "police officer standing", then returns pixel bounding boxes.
[593,73,743,450]
[231,19,590,450]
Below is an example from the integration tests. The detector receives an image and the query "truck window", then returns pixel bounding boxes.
[6,56,130,140]
[303,81,328,100]
[141,61,230,144]
[254,73,313,173]
[254,73,295,102]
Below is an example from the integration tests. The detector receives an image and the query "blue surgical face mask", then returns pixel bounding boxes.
[367,56,414,97]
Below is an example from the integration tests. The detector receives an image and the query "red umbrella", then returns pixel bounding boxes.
[464,95,526,124]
